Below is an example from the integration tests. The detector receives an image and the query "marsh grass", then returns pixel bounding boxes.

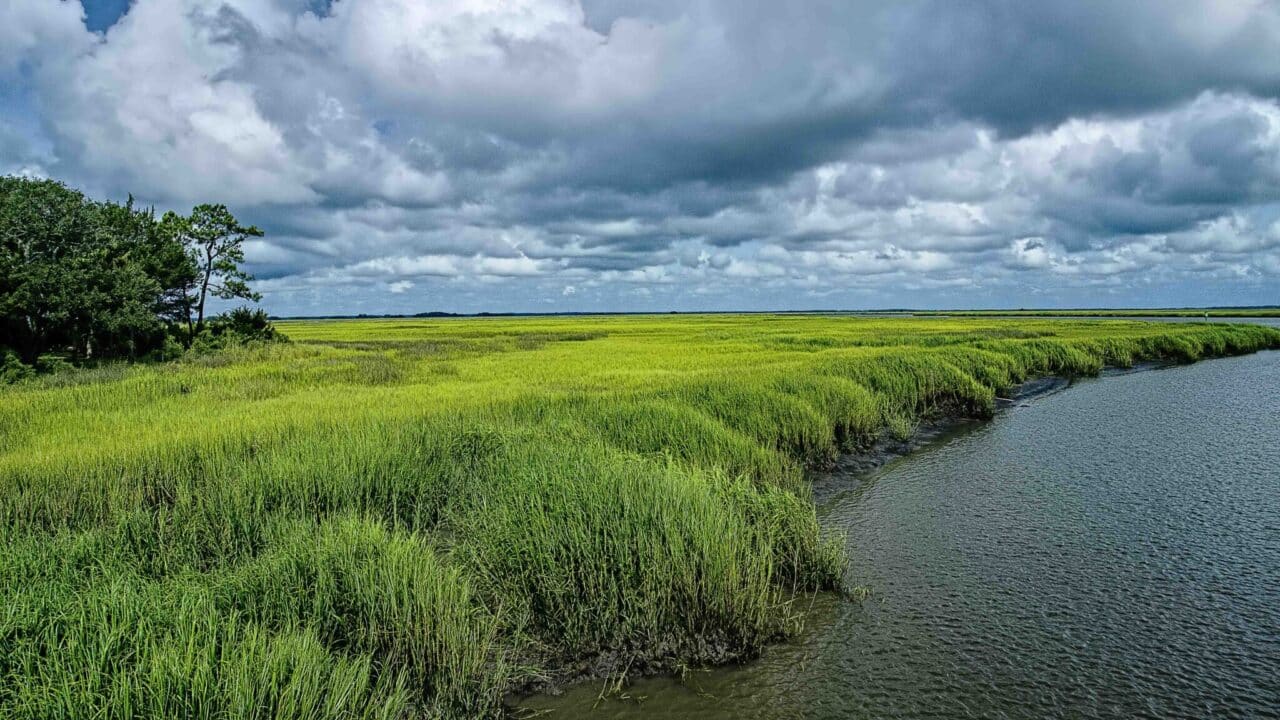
[2,315,1277,718]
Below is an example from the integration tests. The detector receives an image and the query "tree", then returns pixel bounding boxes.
[182,203,263,336]
[0,177,178,363]
[89,196,186,359]
[0,177,92,363]
[156,211,199,340]
[147,210,199,334]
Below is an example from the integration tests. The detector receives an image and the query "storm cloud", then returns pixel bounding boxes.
[3,0,1280,313]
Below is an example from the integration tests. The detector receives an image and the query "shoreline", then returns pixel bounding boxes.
[511,353,1264,708]
[813,358,1181,498]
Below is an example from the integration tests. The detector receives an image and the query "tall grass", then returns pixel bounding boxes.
[2,315,1277,717]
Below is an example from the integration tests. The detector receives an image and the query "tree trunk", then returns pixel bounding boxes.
[196,285,208,334]
[195,245,213,335]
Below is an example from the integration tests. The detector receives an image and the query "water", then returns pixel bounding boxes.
[520,350,1280,719]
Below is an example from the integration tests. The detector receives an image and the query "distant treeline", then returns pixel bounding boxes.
[1,176,281,375]
[910,308,1280,318]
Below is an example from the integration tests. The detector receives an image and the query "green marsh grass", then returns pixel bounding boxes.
[2,315,1278,718]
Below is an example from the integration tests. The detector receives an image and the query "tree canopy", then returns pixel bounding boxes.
[0,176,272,368]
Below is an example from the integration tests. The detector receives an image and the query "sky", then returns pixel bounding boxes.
[3,1,1280,315]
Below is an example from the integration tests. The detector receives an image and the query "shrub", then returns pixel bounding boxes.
[0,351,33,384]
[190,308,288,353]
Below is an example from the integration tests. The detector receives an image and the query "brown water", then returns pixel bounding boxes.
[520,350,1280,719]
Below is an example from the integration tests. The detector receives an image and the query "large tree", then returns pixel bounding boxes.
[0,177,91,363]
[146,209,200,335]
[181,204,263,336]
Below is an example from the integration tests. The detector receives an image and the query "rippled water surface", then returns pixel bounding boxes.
[521,350,1280,719]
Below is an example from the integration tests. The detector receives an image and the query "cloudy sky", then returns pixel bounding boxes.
[4,1,1280,314]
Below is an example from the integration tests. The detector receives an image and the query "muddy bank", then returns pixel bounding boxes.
[811,373,1080,503]
[508,632,755,702]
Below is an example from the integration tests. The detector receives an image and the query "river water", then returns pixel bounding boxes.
[521,347,1280,719]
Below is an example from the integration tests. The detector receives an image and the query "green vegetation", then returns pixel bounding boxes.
[2,314,1277,718]
[0,176,273,372]
[910,307,1280,318]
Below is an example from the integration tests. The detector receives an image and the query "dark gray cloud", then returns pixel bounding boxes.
[1,0,1279,314]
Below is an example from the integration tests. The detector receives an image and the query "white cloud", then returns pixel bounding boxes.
[1007,238,1062,270]
[474,255,546,276]
[0,0,91,73]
